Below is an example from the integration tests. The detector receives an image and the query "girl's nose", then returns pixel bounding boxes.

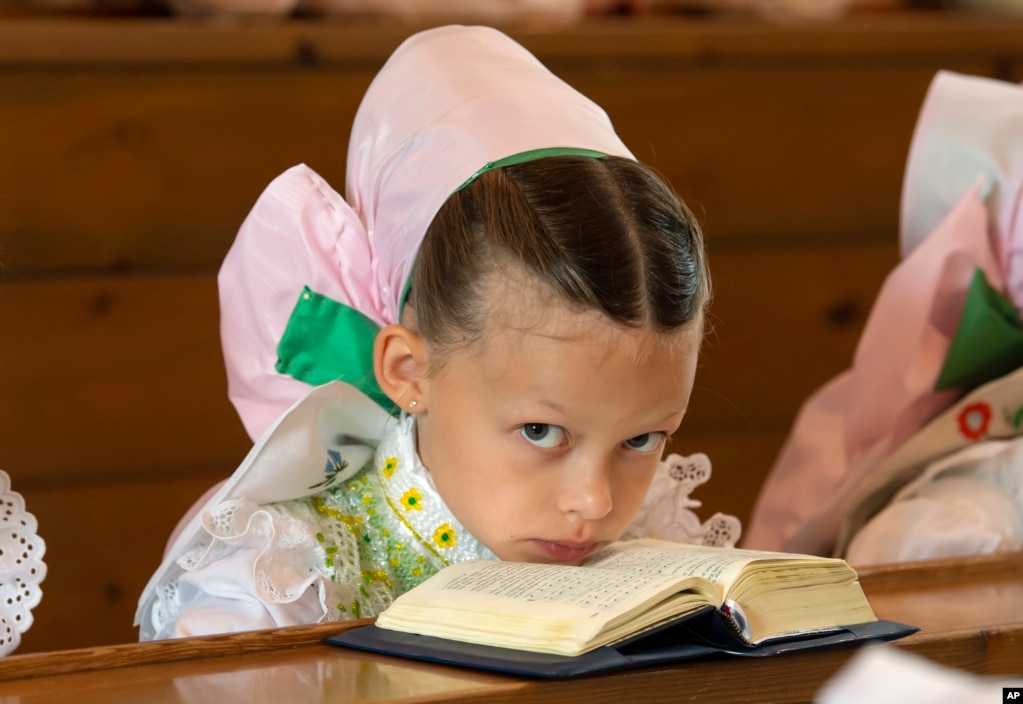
[560,457,614,521]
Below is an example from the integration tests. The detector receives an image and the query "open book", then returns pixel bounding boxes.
[329,539,916,677]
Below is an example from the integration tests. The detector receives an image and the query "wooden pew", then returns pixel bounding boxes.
[2,11,1023,653]
[0,552,1020,702]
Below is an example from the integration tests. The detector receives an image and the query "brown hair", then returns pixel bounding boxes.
[409,155,709,357]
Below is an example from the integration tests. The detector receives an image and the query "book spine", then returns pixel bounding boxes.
[721,599,752,645]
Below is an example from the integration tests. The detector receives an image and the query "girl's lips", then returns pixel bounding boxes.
[532,539,602,563]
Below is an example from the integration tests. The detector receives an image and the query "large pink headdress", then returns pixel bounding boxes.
[219,25,633,440]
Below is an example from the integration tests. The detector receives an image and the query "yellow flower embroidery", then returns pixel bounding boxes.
[382,457,398,479]
[311,497,363,534]
[361,570,393,589]
[401,488,423,511]
[433,523,457,549]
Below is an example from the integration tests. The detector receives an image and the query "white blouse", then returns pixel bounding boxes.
[846,438,1023,566]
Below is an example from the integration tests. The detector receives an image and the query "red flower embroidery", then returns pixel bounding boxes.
[957,402,992,441]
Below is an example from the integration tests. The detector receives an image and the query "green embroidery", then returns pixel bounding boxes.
[299,440,465,619]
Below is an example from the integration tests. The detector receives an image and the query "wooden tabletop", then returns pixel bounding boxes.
[0,553,1021,704]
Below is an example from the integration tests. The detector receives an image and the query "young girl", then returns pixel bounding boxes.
[136,24,739,641]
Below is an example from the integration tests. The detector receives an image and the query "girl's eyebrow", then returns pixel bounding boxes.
[530,401,686,426]
[636,408,689,430]
[661,407,688,422]
[535,399,570,415]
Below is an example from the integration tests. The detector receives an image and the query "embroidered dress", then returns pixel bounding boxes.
[147,415,495,639]
[143,412,738,640]
[291,414,496,619]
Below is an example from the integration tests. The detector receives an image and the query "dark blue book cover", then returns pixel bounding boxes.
[326,609,918,679]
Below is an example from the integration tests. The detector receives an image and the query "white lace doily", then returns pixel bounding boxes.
[0,470,47,656]
[623,453,742,548]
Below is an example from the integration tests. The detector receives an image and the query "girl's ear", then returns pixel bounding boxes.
[374,324,428,411]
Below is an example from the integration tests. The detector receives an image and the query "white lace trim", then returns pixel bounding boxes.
[155,416,492,633]
[0,470,47,657]
[171,497,376,627]
[623,453,742,548]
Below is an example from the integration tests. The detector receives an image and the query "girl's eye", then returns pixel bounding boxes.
[520,423,566,449]
[624,433,663,452]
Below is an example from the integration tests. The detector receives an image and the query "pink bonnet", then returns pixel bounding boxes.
[218,25,634,440]
[900,70,1023,302]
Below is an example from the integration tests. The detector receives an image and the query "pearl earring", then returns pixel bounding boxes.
[408,400,417,409]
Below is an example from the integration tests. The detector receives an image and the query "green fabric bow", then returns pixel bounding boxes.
[276,286,397,414]
[936,267,1023,391]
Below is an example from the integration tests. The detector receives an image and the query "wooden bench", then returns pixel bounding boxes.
[1,552,1022,702]
[3,10,1023,653]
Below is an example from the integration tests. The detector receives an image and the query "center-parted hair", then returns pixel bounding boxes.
[409,155,710,356]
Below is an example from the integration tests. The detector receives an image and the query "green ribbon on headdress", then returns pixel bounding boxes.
[936,267,1023,391]
[275,147,610,414]
[276,287,397,413]
[453,147,607,193]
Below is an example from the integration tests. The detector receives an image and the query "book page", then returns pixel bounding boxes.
[585,540,830,593]
[583,541,869,644]
[379,544,866,652]
[378,559,716,655]
[424,560,688,613]
[583,540,809,595]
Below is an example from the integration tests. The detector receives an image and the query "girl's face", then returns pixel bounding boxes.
[414,278,702,565]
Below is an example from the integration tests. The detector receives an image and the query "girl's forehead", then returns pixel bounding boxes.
[480,285,700,370]
[462,296,700,428]
[481,269,595,341]
[481,268,702,355]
